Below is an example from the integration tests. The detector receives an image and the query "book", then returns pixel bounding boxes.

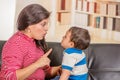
[96,2,100,13]
[103,17,107,29]
[75,13,89,27]
[89,2,97,13]
[57,0,61,11]
[100,17,104,29]
[82,0,89,12]
[114,18,120,32]
[107,18,114,30]
[75,13,82,27]
[65,0,71,11]
[88,15,93,27]
[117,3,120,16]
[100,17,107,29]
[57,12,61,22]
[100,3,108,15]
[61,0,65,10]
[81,14,89,27]
[112,18,120,41]
[108,3,117,16]
[77,0,83,11]
[107,18,115,40]
[95,16,100,28]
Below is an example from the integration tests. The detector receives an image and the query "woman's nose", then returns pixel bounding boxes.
[44,25,48,31]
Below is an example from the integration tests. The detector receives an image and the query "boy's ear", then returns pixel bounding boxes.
[70,41,74,47]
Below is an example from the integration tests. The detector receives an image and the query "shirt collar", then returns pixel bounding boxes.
[17,31,34,42]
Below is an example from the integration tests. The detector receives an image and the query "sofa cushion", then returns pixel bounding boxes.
[1,41,120,80]
[86,44,120,80]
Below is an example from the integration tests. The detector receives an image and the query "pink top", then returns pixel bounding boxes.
[0,31,47,80]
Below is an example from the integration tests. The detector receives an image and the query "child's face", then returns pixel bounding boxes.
[61,31,74,49]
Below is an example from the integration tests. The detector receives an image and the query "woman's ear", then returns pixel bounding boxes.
[25,27,31,33]
[27,26,32,33]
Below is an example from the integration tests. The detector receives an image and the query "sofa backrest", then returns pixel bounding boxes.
[47,42,64,66]
[0,41,6,54]
[47,42,120,80]
[0,41,6,66]
[0,41,120,80]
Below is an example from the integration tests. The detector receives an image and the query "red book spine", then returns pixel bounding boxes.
[61,0,65,10]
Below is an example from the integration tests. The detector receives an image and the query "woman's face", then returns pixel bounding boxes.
[27,18,49,40]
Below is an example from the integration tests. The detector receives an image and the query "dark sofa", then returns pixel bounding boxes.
[0,40,120,80]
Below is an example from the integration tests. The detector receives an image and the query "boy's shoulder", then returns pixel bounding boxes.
[64,48,82,54]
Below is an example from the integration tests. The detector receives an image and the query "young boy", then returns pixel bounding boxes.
[60,26,90,80]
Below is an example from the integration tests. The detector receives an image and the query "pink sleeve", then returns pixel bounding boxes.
[0,42,25,80]
[44,66,52,78]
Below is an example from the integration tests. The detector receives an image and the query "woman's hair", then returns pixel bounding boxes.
[69,26,91,50]
[17,4,50,52]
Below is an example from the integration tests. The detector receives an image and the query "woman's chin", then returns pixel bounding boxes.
[35,37,43,40]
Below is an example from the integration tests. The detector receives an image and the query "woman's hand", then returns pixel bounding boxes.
[16,49,52,80]
[51,66,62,76]
[34,48,52,68]
[47,66,62,78]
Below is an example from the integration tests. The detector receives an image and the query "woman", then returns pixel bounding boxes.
[0,4,60,80]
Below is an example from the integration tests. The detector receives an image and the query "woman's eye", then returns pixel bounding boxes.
[41,22,46,27]
[40,21,48,27]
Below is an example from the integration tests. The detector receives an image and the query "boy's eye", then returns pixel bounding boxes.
[64,36,66,38]
[63,36,65,39]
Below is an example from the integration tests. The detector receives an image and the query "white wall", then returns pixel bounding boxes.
[0,0,52,40]
[14,0,52,31]
[0,0,16,40]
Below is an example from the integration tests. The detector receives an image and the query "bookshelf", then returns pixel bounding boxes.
[72,0,120,42]
[56,0,72,25]
[97,0,120,3]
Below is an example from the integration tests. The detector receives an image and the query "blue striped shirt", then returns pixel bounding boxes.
[62,48,88,80]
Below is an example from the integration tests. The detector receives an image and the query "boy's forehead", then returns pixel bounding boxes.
[66,31,71,36]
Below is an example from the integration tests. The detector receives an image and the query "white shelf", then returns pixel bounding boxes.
[72,0,120,42]
[57,10,71,13]
[97,0,120,3]
[75,10,94,15]
[75,10,120,19]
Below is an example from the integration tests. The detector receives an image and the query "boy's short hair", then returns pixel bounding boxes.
[68,26,90,50]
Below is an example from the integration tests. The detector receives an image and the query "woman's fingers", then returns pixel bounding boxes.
[35,48,52,68]
[43,48,52,57]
